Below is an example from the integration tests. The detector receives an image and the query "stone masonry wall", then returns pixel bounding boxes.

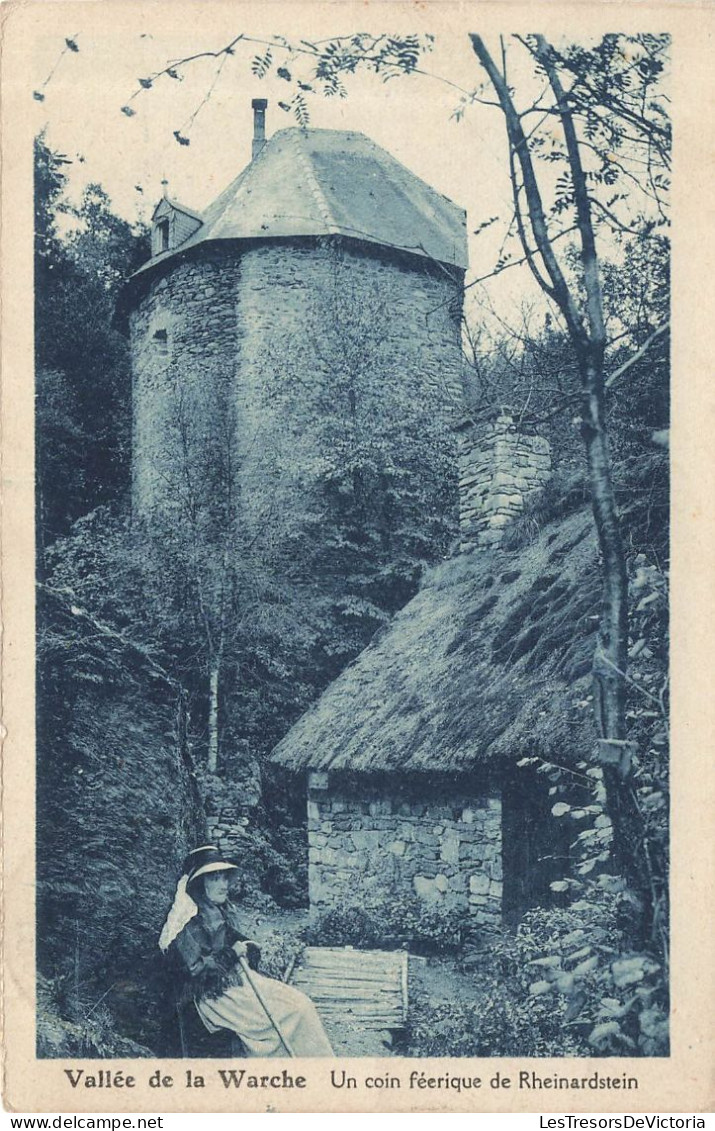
[206,812,250,858]
[458,413,552,549]
[233,240,464,502]
[130,239,464,522]
[130,248,242,519]
[307,772,502,929]
[205,749,262,858]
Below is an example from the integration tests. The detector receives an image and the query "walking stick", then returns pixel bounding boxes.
[238,956,297,1058]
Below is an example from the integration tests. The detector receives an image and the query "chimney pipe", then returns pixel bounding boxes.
[252,98,268,160]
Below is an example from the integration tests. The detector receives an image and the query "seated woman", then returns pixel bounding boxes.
[160,848,334,1058]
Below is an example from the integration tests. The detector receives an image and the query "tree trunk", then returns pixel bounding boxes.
[581,351,628,739]
[207,661,220,773]
[581,351,653,937]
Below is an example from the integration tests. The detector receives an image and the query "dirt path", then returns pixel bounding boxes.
[410,953,484,1008]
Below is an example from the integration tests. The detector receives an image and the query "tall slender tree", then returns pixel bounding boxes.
[466,36,668,932]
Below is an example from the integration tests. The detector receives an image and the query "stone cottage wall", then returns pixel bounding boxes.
[307,772,502,929]
[457,413,552,549]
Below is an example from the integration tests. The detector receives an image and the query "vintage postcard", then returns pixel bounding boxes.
[2,0,713,1115]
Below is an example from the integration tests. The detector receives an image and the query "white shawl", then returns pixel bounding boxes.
[158,873,198,952]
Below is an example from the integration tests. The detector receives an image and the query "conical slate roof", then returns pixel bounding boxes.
[134,127,468,278]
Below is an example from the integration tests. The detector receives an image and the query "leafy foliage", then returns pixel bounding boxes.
[36,586,202,1056]
[401,972,587,1058]
[400,893,667,1058]
[508,898,667,1056]
[35,137,149,552]
[304,895,463,955]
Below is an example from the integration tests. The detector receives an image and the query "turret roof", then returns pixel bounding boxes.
[134,127,468,278]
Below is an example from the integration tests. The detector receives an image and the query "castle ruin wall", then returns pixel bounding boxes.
[130,240,465,523]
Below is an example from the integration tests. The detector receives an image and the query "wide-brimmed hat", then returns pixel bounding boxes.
[186,849,238,891]
[181,844,219,876]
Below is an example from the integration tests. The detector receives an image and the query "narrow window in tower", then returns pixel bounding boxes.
[156,218,170,253]
[153,327,169,355]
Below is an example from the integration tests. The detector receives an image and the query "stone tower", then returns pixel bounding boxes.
[123,105,468,535]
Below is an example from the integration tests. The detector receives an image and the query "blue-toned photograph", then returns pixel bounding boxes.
[33,23,670,1061]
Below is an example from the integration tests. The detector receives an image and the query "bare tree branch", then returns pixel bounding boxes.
[605,322,669,389]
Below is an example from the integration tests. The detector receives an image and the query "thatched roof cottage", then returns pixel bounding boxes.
[271,416,601,930]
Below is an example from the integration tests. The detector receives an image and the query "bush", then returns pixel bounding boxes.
[401,979,587,1058]
[395,921,590,1057]
[398,888,668,1058]
[508,897,668,1056]
[304,894,464,955]
[398,1000,488,1057]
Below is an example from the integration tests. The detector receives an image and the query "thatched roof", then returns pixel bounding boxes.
[271,509,601,775]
